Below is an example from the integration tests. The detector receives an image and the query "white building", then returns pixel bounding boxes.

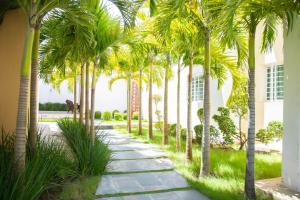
[39,23,285,132]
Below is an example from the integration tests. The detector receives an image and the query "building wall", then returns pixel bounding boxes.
[141,64,232,129]
[39,74,127,112]
[282,14,300,192]
[0,9,27,132]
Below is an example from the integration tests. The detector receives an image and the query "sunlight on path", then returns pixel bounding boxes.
[95,130,210,200]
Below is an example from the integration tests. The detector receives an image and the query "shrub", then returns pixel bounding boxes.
[94,111,101,119]
[256,121,283,144]
[194,124,203,144]
[39,102,67,111]
[181,128,187,139]
[123,113,127,120]
[58,119,111,175]
[213,107,237,145]
[132,112,139,120]
[193,125,220,144]
[114,113,123,121]
[0,129,73,200]
[102,111,112,121]
[112,110,120,118]
[268,121,283,139]
[168,123,178,137]
[155,121,163,132]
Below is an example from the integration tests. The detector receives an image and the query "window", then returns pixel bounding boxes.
[192,75,204,101]
[266,65,284,101]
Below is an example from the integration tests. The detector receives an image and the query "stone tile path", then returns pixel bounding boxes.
[96,130,210,200]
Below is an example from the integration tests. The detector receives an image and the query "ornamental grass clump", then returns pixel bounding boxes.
[0,129,73,200]
[58,119,111,176]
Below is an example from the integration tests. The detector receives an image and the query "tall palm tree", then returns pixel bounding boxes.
[15,0,81,171]
[79,64,85,124]
[85,62,90,130]
[221,0,296,198]
[73,70,77,121]
[162,54,171,145]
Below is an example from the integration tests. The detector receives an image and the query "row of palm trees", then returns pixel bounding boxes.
[13,0,142,171]
[107,1,297,199]
[12,0,298,200]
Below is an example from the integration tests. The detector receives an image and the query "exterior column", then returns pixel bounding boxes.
[282,15,300,192]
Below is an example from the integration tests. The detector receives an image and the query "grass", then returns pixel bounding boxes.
[116,126,280,200]
[58,176,100,200]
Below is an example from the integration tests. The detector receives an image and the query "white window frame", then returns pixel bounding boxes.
[266,65,284,101]
[191,75,204,102]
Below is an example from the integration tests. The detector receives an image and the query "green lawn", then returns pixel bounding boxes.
[116,126,280,200]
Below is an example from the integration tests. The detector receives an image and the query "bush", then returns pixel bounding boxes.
[114,112,123,121]
[194,124,203,144]
[0,129,73,200]
[102,111,112,121]
[213,107,237,145]
[168,123,178,137]
[94,111,101,119]
[133,112,139,120]
[155,121,163,132]
[181,128,187,139]
[58,119,111,175]
[256,121,283,144]
[193,125,220,145]
[39,102,67,111]
[268,121,283,139]
[123,113,127,120]
[112,110,120,118]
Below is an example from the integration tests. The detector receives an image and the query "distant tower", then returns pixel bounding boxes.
[131,81,139,113]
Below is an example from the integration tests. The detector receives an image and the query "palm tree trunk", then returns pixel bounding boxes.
[127,76,132,134]
[90,61,97,142]
[245,29,256,199]
[29,27,40,155]
[163,66,169,145]
[85,63,90,131]
[73,74,77,121]
[15,27,35,172]
[200,30,211,177]
[238,116,244,150]
[138,69,143,135]
[186,53,193,161]
[148,62,153,139]
[176,57,181,151]
[79,64,85,124]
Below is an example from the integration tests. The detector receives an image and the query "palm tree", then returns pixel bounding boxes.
[176,56,182,151]
[15,0,81,171]
[221,0,296,198]
[162,53,171,145]
[85,63,90,130]
[79,64,85,124]
[73,70,77,121]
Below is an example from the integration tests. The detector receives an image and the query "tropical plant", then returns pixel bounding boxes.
[227,79,248,150]
[0,129,73,200]
[193,124,219,145]
[213,107,237,145]
[257,121,283,145]
[114,112,123,121]
[94,111,101,119]
[132,112,139,120]
[221,0,296,197]
[112,110,120,119]
[153,94,163,133]
[58,119,111,175]
[103,111,112,121]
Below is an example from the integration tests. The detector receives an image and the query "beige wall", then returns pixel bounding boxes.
[0,9,27,132]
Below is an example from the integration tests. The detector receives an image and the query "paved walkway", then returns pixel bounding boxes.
[96,130,209,200]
